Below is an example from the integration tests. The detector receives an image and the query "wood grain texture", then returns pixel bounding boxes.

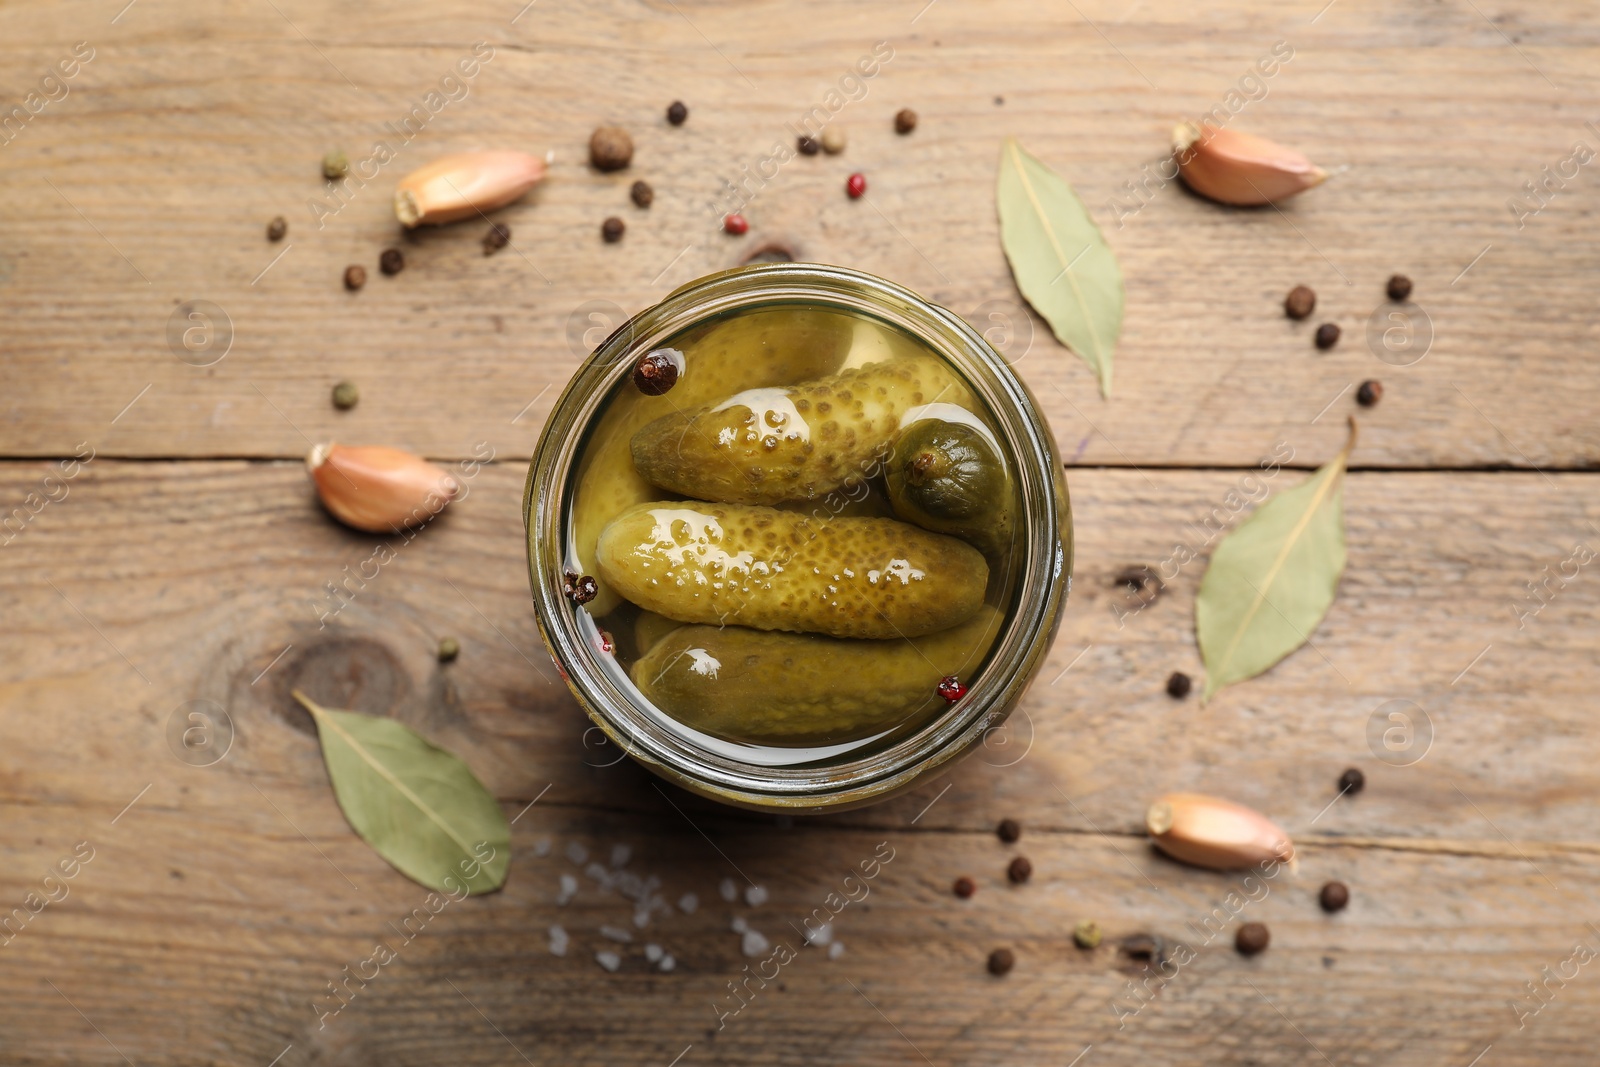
[1,461,1596,1063]
[0,0,1596,466]
[4,0,1599,1062]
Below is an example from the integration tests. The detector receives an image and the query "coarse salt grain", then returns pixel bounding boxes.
[719,878,738,902]
[745,885,769,906]
[806,922,833,946]
[633,911,650,929]
[645,943,664,962]
[741,929,770,957]
[557,873,578,905]
[585,862,612,889]
[659,955,676,972]
[828,941,845,960]
[611,844,632,867]
[600,924,633,943]
[595,950,621,972]
[731,917,748,934]
[534,837,552,857]
[566,842,589,865]
[678,893,699,914]
[548,924,568,956]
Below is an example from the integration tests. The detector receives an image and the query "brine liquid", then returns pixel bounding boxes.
[561,303,1022,767]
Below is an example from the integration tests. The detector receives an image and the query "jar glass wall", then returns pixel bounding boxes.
[524,263,1071,813]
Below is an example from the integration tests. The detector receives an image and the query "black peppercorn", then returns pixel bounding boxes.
[379,248,404,275]
[1338,767,1365,794]
[1235,922,1270,956]
[666,100,688,126]
[797,135,819,156]
[1284,285,1316,320]
[894,108,918,134]
[1166,671,1192,699]
[987,947,1015,976]
[482,222,511,255]
[997,818,1021,843]
[1356,380,1383,407]
[601,216,625,243]
[343,265,366,291]
[1386,274,1412,302]
[1319,881,1350,912]
[630,180,654,208]
[589,126,633,171]
[1006,856,1032,884]
[563,572,598,605]
[266,216,287,242]
[1314,322,1341,350]
[633,349,680,396]
[952,876,975,899]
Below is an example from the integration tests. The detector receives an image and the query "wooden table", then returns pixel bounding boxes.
[3,0,1597,1063]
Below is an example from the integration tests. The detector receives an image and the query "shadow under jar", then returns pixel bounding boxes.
[524,263,1071,813]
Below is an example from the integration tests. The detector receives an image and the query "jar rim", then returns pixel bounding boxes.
[524,263,1071,812]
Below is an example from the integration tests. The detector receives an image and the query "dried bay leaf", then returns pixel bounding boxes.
[1196,420,1357,700]
[996,137,1124,397]
[293,691,509,894]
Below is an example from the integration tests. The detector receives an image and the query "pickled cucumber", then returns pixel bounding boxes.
[565,308,855,614]
[885,409,1016,559]
[593,502,988,639]
[630,354,971,506]
[633,610,681,657]
[632,606,1002,745]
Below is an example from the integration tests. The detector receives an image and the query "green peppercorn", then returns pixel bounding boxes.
[322,150,349,180]
[1073,920,1102,950]
[331,381,359,410]
[437,637,460,662]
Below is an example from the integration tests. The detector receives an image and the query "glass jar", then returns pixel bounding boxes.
[524,263,1071,813]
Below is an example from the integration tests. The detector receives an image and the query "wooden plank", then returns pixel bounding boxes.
[0,0,1597,466]
[4,816,1597,1066]
[1,460,1596,1062]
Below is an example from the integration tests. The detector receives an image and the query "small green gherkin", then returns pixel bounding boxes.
[629,354,970,506]
[885,416,1016,560]
[631,606,1002,745]
[594,501,988,640]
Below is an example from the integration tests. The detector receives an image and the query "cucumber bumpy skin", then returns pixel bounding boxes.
[629,354,971,507]
[594,502,988,639]
[563,308,855,615]
[632,606,1002,745]
[885,415,1016,560]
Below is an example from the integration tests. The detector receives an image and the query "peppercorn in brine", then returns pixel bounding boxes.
[555,305,1023,763]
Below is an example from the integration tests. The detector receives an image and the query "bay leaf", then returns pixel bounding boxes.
[1196,420,1357,700]
[293,691,510,894]
[996,137,1124,397]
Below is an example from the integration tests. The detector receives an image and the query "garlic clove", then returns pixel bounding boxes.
[306,443,460,533]
[1146,792,1296,871]
[1172,123,1327,206]
[393,151,547,228]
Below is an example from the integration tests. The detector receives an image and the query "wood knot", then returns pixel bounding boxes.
[1113,564,1164,607]
[269,637,413,735]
